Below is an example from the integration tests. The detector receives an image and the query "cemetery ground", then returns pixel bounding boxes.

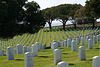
[0,26,100,67]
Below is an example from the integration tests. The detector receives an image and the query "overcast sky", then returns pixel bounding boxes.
[28,0,86,10]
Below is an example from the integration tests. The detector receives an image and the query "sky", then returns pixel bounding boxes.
[28,0,86,10]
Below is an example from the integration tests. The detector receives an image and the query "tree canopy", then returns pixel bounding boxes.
[0,0,46,38]
[42,4,82,29]
[84,0,100,28]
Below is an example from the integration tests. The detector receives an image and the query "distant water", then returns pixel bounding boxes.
[44,20,72,27]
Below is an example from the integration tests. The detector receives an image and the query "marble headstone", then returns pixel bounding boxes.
[54,49,62,65]
[64,40,67,47]
[0,46,3,56]
[7,47,14,60]
[72,40,77,51]
[23,46,27,53]
[81,37,84,45]
[17,44,23,54]
[25,52,34,67]
[67,39,71,47]
[31,44,38,57]
[79,46,86,60]
[88,39,93,49]
[93,56,100,67]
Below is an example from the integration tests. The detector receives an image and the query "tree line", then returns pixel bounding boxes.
[0,0,100,38]
[42,0,100,30]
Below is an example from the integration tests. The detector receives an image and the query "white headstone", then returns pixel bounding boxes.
[81,37,84,45]
[98,34,100,41]
[35,42,42,51]
[57,62,69,67]
[96,35,99,42]
[86,36,89,43]
[76,38,79,45]
[64,40,67,47]
[0,46,3,56]
[88,39,93,49]
[72,40,77,51]
[60,41,64,47]
[93,56,100,67]
[17,44,23,54]
[67,39,71,47]
[51,40,57,49]
[7,47,14,60]
[14,49,17,54]
[25,52,34,67]
[79,46,86,60]
[53,42,58,53]
[31,44,38,57]
[54,49,62,65]
[93,36,97,44]
[27,46,32,52]
[23,46,27,53]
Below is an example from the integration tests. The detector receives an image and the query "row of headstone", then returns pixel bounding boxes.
[65,29,74,38]
[43,29,47,49]
[52,28,56,40]
[55,27,62,41]
[0,46,3,56]
[23,34,31,46]
[26,34,34,46]
[61,28,70,38]
[73,29,80,37]
[32,33,38,44]
[41,28,44,44]
[69,29,77,36]
[17,34,28,46]
[58,27,66,40]
[37,29,42,42]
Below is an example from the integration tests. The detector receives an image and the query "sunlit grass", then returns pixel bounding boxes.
[0,26,100,67]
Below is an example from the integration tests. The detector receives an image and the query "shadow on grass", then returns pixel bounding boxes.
[15,59,24,61]
[38,56,49,58]
[69,63,74,65]
[87,59,92,61]
[95,48,100,49]
[45,47,50,49]
[62,53,68,55]
[3,54,7,56]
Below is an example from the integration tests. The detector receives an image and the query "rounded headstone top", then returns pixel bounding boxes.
[93,56,100,59]
[88,39,91,40]
[25,52,34,57]
[57,61,66,64]
[72,40,75,42]
[54,49,59,51]
[79,46,85,48]
[53,42,58,44]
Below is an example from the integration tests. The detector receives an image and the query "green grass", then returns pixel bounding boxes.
[0,26,100,67]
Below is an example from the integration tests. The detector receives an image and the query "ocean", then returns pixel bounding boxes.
[44,20,72,27]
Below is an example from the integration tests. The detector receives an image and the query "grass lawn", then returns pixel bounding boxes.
[0,26,100,67]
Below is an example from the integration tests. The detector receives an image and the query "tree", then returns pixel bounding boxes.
[23,1,46,33]
[84,0,100,28]
[74,6,86,24]
[42,7,56,29]
[0,0,46,37]
[0,0,27,37]
[56,4,82,29]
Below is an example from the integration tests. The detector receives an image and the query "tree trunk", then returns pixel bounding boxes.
[74,24,76,29]
[63,23,65,30]
[48,22,52,29]
[92,21,95,29]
